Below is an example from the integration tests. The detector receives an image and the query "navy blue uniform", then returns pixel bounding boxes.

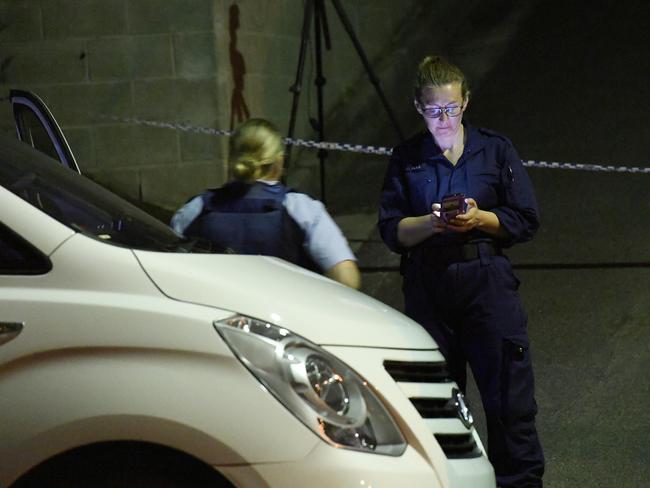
[182,181,316,270]
[379,124,544,488]
[172,180,357,273]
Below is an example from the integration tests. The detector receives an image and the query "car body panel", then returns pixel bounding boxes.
[134,250,436,349]
[0,232,322,487]
[0,343,321,486]
[222,444,442,488]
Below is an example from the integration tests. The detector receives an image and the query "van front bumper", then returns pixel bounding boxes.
[219,442,495,488]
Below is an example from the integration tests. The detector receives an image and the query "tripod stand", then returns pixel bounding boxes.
[286,0,404,203]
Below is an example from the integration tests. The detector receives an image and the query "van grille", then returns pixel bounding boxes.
[434,433,482,459]
[383,359,482,460]
[383,360,452,383]
[409,397,457,418]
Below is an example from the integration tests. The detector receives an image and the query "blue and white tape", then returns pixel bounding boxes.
[98,115,650,174]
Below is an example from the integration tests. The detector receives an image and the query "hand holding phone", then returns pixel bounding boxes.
[441,193,468,222]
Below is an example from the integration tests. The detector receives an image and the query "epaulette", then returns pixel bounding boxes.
[393,130,428,151]
[477,127,513,145]
[392,130,430,162]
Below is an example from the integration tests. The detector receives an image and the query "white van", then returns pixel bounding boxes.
[0,91,496,487]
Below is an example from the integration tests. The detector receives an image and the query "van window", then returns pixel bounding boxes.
[0,222,51,275]
[0,135,213,254]
[13,104,60,162]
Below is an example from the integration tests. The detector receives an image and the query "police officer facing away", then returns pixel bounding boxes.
[378,55,544,487]
[172,118,361,289]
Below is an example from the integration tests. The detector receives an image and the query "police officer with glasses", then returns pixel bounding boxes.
[378,55,544,488]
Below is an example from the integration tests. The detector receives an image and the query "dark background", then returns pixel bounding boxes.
[344,2,649,487]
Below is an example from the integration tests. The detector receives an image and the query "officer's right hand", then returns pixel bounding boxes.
[431,203,447,234]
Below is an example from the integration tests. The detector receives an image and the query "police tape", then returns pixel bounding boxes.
[99,114,650,174]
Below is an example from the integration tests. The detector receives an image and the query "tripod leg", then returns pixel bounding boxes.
[286,0,315,176]
[314,0,328,203]
[330,0,405,141]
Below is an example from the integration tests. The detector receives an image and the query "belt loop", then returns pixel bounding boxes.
[477,242,492,266]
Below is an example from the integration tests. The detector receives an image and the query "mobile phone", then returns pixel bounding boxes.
[441,193,468,222]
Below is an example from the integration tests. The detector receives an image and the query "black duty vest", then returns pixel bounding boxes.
[186,181,317,270]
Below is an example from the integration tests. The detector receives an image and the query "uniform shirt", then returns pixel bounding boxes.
[172,180,356,271]
[378,123,540,253]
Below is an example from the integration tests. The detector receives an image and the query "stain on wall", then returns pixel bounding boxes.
[228,3,249,130]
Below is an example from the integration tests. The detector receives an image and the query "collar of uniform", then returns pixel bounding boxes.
[418,122,486,161]
[256,179,280,186]
[463,122,487,156]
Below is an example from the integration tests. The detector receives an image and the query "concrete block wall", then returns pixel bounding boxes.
[0,0,222,213]
[0,0,423,215]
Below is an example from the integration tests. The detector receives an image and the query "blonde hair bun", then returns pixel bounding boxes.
[229,119,284,182]
[231,157,258,181]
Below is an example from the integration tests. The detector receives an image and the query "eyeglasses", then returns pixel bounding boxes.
[417,103,463,119]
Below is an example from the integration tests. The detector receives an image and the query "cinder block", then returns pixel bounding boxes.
[88,35,173,80]
[356,0,392,8]
[234,32,298,78]
[0,40,87,84]
[173,32,217,77]
[0,83,13,125]
[243,73,305,132]
[173,78,220,125]
[140,161,225,210]
[132,78,219,125]
[33,82,133,126]
[61,127,95,170]
[223,0,295,37]
[93,124,179,169]
[127,0,213,34]
[0,125,15,138]
[319,39,363,83]
[278,0,307,34]
[42,0,128,38]
[213,76,231,121]
[0,2,43,42]
[131,78,179,121]
[357,7,394,61]
[179,130,228,165]
[0,89,15,137]
[382,0,421,31]
[262,75,298,129]
[310,1,360,49]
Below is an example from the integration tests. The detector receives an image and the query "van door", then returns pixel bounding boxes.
[9,90,81,174]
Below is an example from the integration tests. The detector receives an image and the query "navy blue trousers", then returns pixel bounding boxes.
[403,248,545,488]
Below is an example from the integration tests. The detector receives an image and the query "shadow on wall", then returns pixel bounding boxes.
[229,3,250,130]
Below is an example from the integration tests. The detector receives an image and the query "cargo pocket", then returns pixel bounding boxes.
[500,334,537,422]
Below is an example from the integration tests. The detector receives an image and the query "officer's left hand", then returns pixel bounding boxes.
[446,198,481,233]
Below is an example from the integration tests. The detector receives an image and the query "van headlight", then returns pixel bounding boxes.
[214,315,406,456]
